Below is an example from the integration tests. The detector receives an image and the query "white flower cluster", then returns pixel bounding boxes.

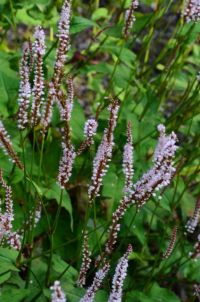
[123,0,139,37]
[184,0,200,22]
[77,231,92,287]
[0,121,23,170]
[33,26,46,56]
[58,143,76,188]
[105,124,177,257]
[31,26,46,126]
[42,1,71,132]
[84,119,98,143]
[123,122,134,194]
[108,245,132,302]
[131,124,177,208]
[7,232,21,251]
[88,130,112,199]
[76,118,98,156]
[105,223,121,255]
[18,43,31,130]
[80,263,110,302]
[185,198,200,233]
[50,281,66,302]
[60,75,74,122]
[58,0,71,41]
[162,226,177,259]
[0,171,21,250]
[54,0,71,85]
[88,101,119,201]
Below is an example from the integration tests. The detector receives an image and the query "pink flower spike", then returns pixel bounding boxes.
[123,122,134,194]
[80,262,110,302]
[18,43,31,130]
[31,26,46,126]
[88,100,120,202]
[77,231,92,287]
[108,245,132,302]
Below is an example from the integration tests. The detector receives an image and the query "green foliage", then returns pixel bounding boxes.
[0,0,200,301]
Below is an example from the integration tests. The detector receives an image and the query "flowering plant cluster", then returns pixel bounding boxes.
[0,0,200,301]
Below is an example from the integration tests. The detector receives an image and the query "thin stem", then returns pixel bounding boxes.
[93,199,102,255]
[38,134,45,182]
[45,189,63,286]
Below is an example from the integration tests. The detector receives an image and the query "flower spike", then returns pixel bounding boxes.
[80,262,110,302]
[0,121,24,170]
[17,43,31,130]
[123,121,134,194]
[31,26,46,126]
[88,99,120,202]
[104,124,177,256]
[123,0,139,38]
[162,226,177,259]
[108,245,132,302]
[77,231,92,287]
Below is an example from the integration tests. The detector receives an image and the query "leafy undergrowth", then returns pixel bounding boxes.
[0,0,200,301]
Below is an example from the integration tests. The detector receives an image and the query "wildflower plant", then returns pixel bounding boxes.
[0,0,199,301]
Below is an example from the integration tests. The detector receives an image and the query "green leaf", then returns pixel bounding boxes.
[27,179,43,196]
[16,8,42,25]
[0,271,11,284]
[11,169,24,184]
[43,183,73,230]
[0,255,19,275]
[92,8,108,21]
[104,24,123,38]
[0,248,19,275]
[52,254,78,281]
[148,283,181,302]
[127,283,181,302]
[71,16,97,34]
[1,288,30,302]
[71,100,85,143]
[62,283,85,302]
[0,247,18,261]
[0,56,19,117]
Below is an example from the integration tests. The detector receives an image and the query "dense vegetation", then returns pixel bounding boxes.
[0,0,200,301]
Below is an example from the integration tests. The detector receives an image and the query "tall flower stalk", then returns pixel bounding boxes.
[123,0,139,38]
[0,121,24,170]
[76,118,98,156]
[77,231,92,287]
[42,0,71,132]
[17,43,31,130]
[58,75,75,188]
[123,122,134,194]
[80,262,110,302]
[88,99,120,202]
[162,226,177,259]
[0,170,21,250]
[108,245,132,302]
[31,26,46,127]
[105,125,177,256]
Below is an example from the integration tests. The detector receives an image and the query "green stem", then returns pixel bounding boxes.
[45,189,63,286]
[17,131,28,266]
[93,200,102,255]
[38,134,45,182]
